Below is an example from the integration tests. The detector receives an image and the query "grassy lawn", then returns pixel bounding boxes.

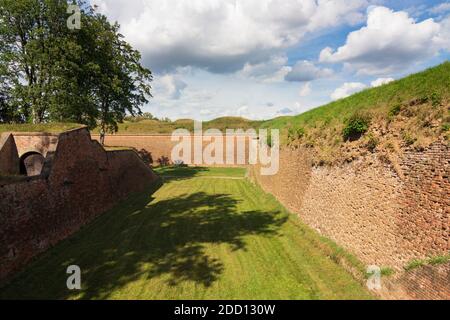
[0,167,372,300]
[153,166,247,178]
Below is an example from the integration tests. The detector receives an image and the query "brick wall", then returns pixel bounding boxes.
[0,133,19,175]
[379,262,450,300]
[11,133,59,157]
[0,128,161,283]
[92,134,254,166]
[250,143,449,269]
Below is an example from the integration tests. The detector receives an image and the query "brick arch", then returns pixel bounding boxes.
[20,151,45,176]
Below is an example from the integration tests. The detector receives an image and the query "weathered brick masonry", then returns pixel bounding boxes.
[379,262,450,300]
[92,134,253,166]
[0,128,161,282]
[250,143,449,299]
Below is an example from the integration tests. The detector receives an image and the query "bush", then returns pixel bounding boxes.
[366,134,379,152]
[402,132,416,146]
[380,267,395,277]
[287,127,305,144]
[342,112,371,141]
[173,159,187,167]
[442,123,450,132]
[388,104,401,117]
[137,149,153,165]
[404,259,425,271]
[430,92,442,107]
[157,156,170,166]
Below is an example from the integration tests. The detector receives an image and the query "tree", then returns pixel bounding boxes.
[87,15,152,144]
[0,0,152,138]
[0,0,70,123]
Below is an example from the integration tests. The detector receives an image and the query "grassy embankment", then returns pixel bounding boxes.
[0,167,372,300]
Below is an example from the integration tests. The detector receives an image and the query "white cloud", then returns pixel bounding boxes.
[428,2,450,15]
[153,74,187,100]
[299,82,312,97]
[331,82,367,100]
[285,60,333,82]
[371,77,394,87]
[240,55,290,83]
[92,0,371,73]
[435,15,450,50]
[277,107,294,115]
[199,109,213,115]
[319,6,444,75]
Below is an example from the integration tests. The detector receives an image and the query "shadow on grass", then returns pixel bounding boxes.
[1,189,287,299]
[154,166,211,181]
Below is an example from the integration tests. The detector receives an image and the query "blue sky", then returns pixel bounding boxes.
[92,0,450,120]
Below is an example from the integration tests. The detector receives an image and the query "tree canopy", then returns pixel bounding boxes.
[0,0,152,142]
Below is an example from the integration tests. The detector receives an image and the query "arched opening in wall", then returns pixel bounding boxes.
[20,152,45,176]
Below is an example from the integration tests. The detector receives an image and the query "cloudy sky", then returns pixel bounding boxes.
[91,0,450,121]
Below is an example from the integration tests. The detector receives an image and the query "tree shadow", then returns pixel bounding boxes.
[155,166,212,181]
[1,189,287,299]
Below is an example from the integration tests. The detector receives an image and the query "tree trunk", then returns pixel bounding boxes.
[99,123,106,145]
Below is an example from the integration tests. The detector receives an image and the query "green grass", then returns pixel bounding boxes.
[92,116,263,135]
[404,254,450,271]
[153,166,247,178]
[0,123,83,134]
[0,167,372,300]
[260,62,450,133]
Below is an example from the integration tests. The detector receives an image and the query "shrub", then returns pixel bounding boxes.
[287,127,305,143]
[442,123,450,132]
[404,259,425,271]
[173,159,187,167]
[402,132,416,146]
[388,104,401,117]
[430,92,442,107]
[428,255,450,266]
[380,267,395,277]
[137,149,153,165]
[342,112,371,141]
[366,134,379,152]
[157,156,170,166]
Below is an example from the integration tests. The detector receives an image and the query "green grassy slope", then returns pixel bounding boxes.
[260,61,450,136]
[260,62,450,163]
[90,116,263,135]
[0,167,371,300]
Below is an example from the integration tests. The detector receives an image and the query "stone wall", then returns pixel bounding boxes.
[250,143,449,269]
[0,128,161,283]
[92,134,253,166]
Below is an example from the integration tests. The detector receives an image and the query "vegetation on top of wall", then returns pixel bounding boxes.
[260,61,450,164]
[92,116,263,135]
[0,123,83,134]
[380,267,396,277]
[404,254,450,271]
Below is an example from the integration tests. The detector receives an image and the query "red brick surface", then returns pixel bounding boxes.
[379,262,450,300]
[0,128,161,283]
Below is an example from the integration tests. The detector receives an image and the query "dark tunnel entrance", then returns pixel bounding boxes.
[20,152,45,176]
